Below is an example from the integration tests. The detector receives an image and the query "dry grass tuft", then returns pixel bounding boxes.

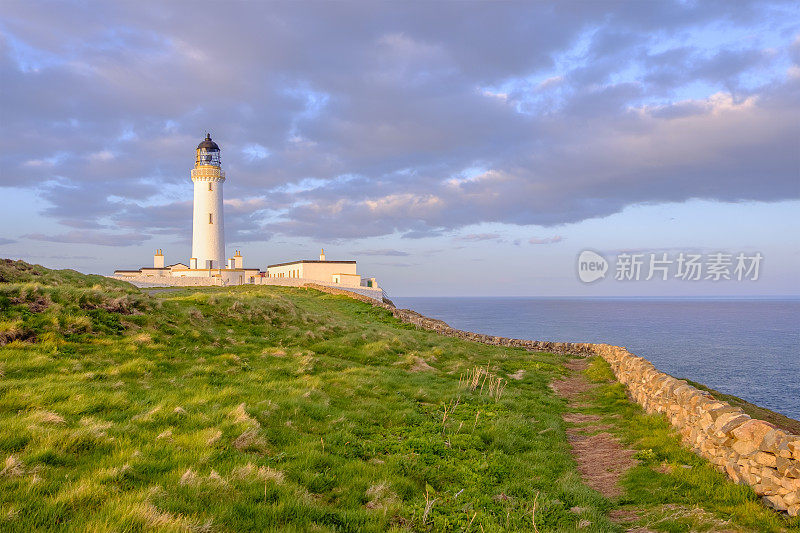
[54,480,104,506]
[459,364,507,400]
[296,355,315,375]
[79,417,113,437]
[208,470,227,486]
[2,506,19,522]
[230,403,260,427]
[509,369,525,380]
[32,410,65,424]
[180,468,198,486]
[232,429,267,452]
[409,356,435,373]
[257,465,284,483]
[395,355,436,373]
[422,486,437,524]
[364,482,399,510]
[157,429,173,440]
[644,504,738,531]
[205,429,222,446]
[233,463,286,484]
[132,405,161,422]
[133,333,152,344]
[0,456,24,478]
[133,502,211,531]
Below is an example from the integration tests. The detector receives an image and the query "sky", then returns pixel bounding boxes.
[0,1,798,296]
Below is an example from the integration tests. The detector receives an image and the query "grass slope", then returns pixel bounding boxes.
[0,260,797,532]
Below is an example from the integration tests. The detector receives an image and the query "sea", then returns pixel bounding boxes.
[392,297,800,421]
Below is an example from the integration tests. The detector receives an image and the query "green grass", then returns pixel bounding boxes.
[0,260,797,531]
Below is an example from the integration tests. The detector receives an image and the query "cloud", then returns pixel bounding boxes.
[373,262,417,268]
[24,230,149,247]
[351,249,410,256]
[24,254,97,260]
[529,235,564,245]
[242,143,270,161]
[456,233,503,242]
[0,1,798,244]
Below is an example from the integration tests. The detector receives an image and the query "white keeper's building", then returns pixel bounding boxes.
[113,134,382,295]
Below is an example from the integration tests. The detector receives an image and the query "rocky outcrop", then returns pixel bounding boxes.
[306,285,800,516]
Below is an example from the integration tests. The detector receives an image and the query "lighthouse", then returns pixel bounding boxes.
[190,134,226,269]
[113,131,381,292]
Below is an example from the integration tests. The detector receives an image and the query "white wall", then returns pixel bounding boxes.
[110,274,385,301]
[267,261,357,282]
[191,168,226,268]
[332,273,362,287]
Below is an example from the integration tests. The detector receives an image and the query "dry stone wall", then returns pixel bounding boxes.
[304,285,800,516]
[597,345,800,515]
[299,283,385,302]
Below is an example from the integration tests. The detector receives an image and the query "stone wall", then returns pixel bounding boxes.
[305,287,799,516]
[300,283,387,303]
[595,345,799,515]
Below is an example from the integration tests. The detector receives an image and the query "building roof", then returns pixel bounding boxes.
[114,265,260,274]
[267,260,356,268]
[173,268,260,272]
[197,133,219,151]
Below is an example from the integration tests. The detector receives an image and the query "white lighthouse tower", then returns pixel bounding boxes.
[190,134,226,269]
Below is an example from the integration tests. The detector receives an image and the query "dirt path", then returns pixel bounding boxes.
[551,358,637,499]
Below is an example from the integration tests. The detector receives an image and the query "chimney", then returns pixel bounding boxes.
[228,258,235,269]
[154,249,165,268]
[320,248,326,261]
[234,250,243,269]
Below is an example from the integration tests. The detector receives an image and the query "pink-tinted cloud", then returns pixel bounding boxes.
[529,235,564,245]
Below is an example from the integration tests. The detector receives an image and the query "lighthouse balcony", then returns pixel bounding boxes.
[191,167,226,181]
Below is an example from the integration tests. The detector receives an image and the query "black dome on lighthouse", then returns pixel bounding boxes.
[197,133,220,151]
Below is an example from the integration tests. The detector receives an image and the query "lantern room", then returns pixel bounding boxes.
[195,133,221,167]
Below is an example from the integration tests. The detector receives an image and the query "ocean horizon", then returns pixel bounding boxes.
[393,296,800,420]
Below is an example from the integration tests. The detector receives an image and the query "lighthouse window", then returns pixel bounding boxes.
[208,182,213,191]
[209,213,213,224]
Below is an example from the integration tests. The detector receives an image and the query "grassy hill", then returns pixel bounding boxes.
[0,260,797,532]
